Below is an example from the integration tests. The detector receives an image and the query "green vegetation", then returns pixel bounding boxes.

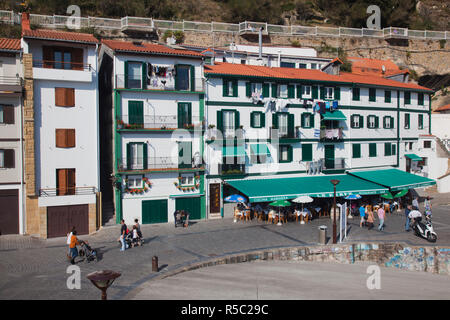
[0,24,22,38]
[162,30,185,44]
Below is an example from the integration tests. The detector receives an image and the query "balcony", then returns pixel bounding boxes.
[115,74,204,92]
[39,186,97,197]
[118,156,204,173]
[269,127,300,142]
[117,115,203,131]
[218,163,246,176]
[320,128,343,141]
[321,157,346,170]
[32,60,94,82]
[0,76,22,93]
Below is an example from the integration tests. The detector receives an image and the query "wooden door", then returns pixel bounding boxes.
[0,189,19,235]
[325,145,335,169]
[209,183,221,214]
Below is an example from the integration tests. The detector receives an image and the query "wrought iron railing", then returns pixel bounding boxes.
[0,76,22,86]
[118,156,204,171]
[321,157,346,170]
[118,115,202,130]
[320,128,343,140]
[39,186,97,197]
[33,60,92,71]
[115,74,204,92]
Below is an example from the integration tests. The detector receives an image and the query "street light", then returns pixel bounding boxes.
[330,179,340,244]
[86,270,121,300]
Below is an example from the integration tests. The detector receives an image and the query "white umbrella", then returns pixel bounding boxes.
[292,196,314,215]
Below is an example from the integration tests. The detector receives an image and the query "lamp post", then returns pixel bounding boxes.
[330,179,340,244]
[87,270,121,300]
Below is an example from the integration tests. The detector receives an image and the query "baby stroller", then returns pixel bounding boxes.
[124,230,144,248]
[78,240,98,262]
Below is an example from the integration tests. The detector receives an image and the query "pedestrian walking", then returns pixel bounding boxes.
[66,226,76,261]
[377,206,385,231]
[118,219,128,251]
[69,230,80,265]
[424,196,432,219]
[367,206,375,230]
[359,204,366,228]
[412,197,419,210]
[134,218,142,238]
[405,204,412,232]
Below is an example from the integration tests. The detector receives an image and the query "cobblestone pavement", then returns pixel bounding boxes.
[1,199,450,300]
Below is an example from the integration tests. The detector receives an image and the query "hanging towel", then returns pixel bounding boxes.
[319,102,326,114]
[325,101,331,110]
[332,100,338,110]
[314,102,320,113]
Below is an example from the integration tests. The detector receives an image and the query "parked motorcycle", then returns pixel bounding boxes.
[411,215,437,243]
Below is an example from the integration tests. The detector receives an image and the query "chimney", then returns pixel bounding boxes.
[22,12,31,33]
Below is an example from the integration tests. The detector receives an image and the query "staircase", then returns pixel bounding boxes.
[435,136,450,158]
[208,213,223,220]
[102,201,116,227]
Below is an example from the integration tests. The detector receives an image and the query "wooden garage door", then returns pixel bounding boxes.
[47,204,88,238]
[0,189,19,235]
[176,197,201,220]
[142,199,168,224]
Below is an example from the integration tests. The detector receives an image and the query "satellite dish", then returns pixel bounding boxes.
[381,65,386,73]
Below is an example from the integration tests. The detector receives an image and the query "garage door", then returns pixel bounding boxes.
[142,199,168,224]
[0,189,19,235]
[47,204,89,238]
[175,197,201,220]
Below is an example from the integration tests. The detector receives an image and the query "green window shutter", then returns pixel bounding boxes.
[405,113,410,129]
[232,80,238,97]
[350,115,355,128]
[190,65,195,91]
[383,116,388,129]
[217,110,223,133]
[128,101,144,125]
[390,116,395,129]
[271,84,278,98]
[301,113,306,128]
[287,145,293,162]
[250,112,255,128]
[405,91,411,104]
[234,110,240,129]
[359,115,364,128]
[261,113,265,127]
[310,113,315,128]
[177,103,192,128]
[385,90,391,103]
[288,113,295,137]
[369,88,376,102]
[375,116,379,128]
[384,142,391,156]
[143,143,148,169]
[287,85,295,98]
[392,144,397,155]
[262,83,270,98]
[312,85,318,99]
[174,64,179,90]
[272,113,278,129]
[320,86,325,99]
[246,82,252,97]
[141,62,147,89]
[124,61,129,89]
[126,143,131,170]
[302,144,312,161]
[223,79,229,96]
[334,87,340,100]
[352,87,360,101]
[369,143,377,157]
[297,85,302,99]
[418,93,424,105]
[352,144,361,158]
[418,114,423,129]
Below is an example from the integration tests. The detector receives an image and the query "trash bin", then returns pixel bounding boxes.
[318,225,327,245]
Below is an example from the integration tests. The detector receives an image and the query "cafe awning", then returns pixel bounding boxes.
[348,168,435,192]
[225,174,388,203]
[405,154,423,161]
[322,110,347,121]
[223,145,246,158]
[250,144,271,156]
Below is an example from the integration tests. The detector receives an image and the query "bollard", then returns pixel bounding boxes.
[152,256,159,272]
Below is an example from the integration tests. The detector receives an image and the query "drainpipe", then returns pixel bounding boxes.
[258,27,264,64]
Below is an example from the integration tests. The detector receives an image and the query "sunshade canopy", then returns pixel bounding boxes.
[405,154,423,161]
[224,194,247,203]
[269,200,292,207]
[322,110,347,120]
[250,144,271,156]
[394,189,409,198]
[380,192,394,200]
[223,145,246,158]
[225,174,388,203]
[348,168,436,192]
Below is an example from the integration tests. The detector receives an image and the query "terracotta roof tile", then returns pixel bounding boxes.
[0,38,21,51]
[348,56,408,77]
[102,39,203,58]
[204,62,432,92]
[434,104,450,112]
[22,29,98,44]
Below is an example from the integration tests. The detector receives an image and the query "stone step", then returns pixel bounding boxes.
[208,213,223,220]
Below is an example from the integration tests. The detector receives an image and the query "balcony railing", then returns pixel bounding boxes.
[115,74,204,92]
[218,163,246,176]
[321,157,346,170]
[118,157,204,172]
[320,128,343,140]
[0,76,22,86]
[39,186,97,197]
[118,115,203,130]
[33,60,92,71]
[269,127,297,140]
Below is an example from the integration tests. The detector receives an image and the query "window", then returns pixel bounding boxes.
[128,101,144,126]
[127,143,146,170]
[404,113,410,129]
[56,168,75,196]
[0,105,14,124]
[391,144,397,156]
[127,62,142,89]
[384,143,392,156]
[250,112,264,128]
[241,59,246,64]
[369,143,377,157]
[301,113,314,128]
[352,88,360,101]
[43,46,83,70]
[352,144,361,158]
[178,102,192,129]
[324,87,334,100]
[385,90,391,103]
[418,114,424,129]
[223,79,237,97]
[351,115,363,128]
[302,144,313,161]
[279,145,292,163]
[127,175,143,188]
[55,129,75,148]
[311,63,317,69]
[251,83,263,95]
[369,88,376,102]
[223,110,236,138]
[179,173,195,186]
[368,115,378,129]
[278,84,288,98]
[280,61,295,68]
[278,113,288,136]
[299,63,307,69]
[302,86,312,99]
[55,88,75,107]
[418,92,424,105]
[0,149,14,168]
[404,91,411,105]
[383,116,394,129]
[424,140,431,148]
[175,65,192,91]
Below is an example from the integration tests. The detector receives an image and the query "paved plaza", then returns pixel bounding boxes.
[1,192,450,300]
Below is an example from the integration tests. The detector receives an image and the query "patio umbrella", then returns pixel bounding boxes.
[292,196,313,212]
[380,192,394,200]
[344,194,361,218]
[394,189,409,198]
[269,200,291,226]
[224,194,247,203]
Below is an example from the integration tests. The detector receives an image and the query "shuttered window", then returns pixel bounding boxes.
[0,149,14,168]
[250,111,265,128]
[279,145,293,163]
[57,168,76,196]
[55,129,75,148]
[352,88,360,101]
[0,105,14,124]
[369,88,376,102]
[223,79,238,97]
[418,92,424,105]
[404,91,411,105]
[384,142,392,156]
[128,101,144,126]
[404,113,410,129]
[302,144,313,161]
[369,143,377,157]
[352,144,361,158]
[418,114,424,129]
[385,90,391,103]
[55,88,75,107]
[43,46,83,70]
[301,113,314,128]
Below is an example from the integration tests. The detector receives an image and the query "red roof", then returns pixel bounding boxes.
[204,62,432,92]
[348,57,408,77]
[434,104,450,112]
[102,40,203,58]
[22,29,98,44]
[0,38,21,51]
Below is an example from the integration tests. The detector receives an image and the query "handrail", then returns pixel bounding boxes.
[39,186,97,197]
[33,59,92,71]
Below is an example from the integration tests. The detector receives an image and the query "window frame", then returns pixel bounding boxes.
[324,87,334,100]
[127,175,143,189]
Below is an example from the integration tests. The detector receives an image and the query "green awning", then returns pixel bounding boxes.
[322,110,347,121]
[250,144,270,156]
[225,174,388,203]
[223,145,246,158]
[405,154,423,161]
[348,168,436,192]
